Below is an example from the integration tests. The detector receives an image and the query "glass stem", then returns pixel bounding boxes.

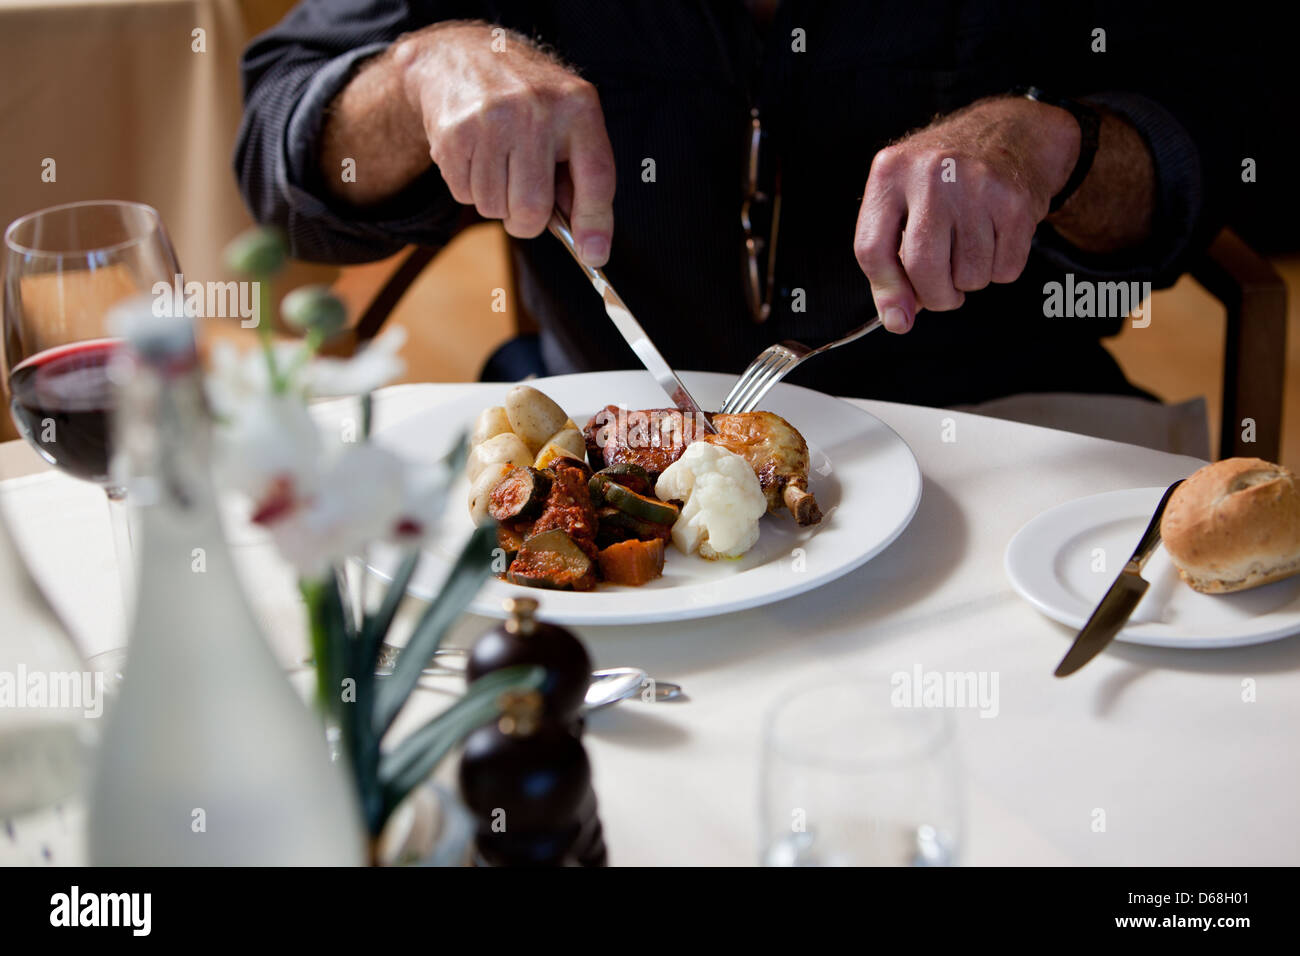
[104,487,135,629]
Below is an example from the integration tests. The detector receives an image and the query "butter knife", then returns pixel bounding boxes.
[1053,479,1185,677]
[547,209,717,434]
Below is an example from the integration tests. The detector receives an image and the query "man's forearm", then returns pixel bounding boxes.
[1046,108,1155,254]
[318,43,431,207]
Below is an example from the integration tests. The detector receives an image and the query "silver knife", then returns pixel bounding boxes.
[547,209,717,434]
[1054,479,1184,677]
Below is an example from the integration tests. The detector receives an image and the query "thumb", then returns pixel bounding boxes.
[871,263,921,334]
[854,192,919,333]
[561,114,616,267]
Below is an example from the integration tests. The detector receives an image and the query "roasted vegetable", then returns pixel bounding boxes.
[529,458,599,557]
[589,463,653,498]
[468,462,514,525]
[596,538,665,586]
[596,478,679,524]
[488,466,552,522]
[595,505,673,546]
[506,529,597,591]
[495,521,530,563]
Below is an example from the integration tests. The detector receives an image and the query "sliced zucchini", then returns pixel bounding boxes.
[507,529,596,591]
[596,478,679,524]
[488,466,552,522]
[590,463,653,498]
[596,505,672,545]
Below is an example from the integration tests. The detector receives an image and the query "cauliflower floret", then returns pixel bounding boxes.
[655,442,766,559]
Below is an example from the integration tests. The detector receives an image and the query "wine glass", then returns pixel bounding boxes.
[3,200,180,632]
[760,674,962,866]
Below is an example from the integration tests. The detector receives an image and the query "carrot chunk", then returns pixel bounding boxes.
[596,538,666,586]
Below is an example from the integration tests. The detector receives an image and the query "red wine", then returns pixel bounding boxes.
[9,339,122,484]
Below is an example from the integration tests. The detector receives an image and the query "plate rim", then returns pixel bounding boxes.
[365,370,923,625]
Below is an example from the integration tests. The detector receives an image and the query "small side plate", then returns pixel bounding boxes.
[1005,486,1300,649]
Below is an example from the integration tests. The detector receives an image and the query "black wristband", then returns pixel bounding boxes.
[1013,85,1102,213]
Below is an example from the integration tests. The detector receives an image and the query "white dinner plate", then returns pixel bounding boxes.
[1005,486,1300,649]
[366,370,921,625]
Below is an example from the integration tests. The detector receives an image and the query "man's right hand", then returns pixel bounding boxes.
[323,21,616,266]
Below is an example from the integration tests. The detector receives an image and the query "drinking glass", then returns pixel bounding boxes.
[3,200,180,619]
[760,674,962,866]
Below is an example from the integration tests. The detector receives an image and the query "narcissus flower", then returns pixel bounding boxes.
[206,326,442,578]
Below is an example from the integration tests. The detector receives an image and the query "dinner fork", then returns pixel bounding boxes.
[719,316,884,414]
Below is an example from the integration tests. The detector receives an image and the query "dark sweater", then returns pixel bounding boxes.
[235,1,1231,406]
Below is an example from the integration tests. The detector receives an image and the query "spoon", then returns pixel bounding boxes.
[584,667,685,711]
[374,645,684,713]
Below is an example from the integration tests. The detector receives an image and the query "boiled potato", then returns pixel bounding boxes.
[505,385,568,454]
[471,406,512,447]
[468,462,513,525]
[466,432,531,483]
[535,427,585,467]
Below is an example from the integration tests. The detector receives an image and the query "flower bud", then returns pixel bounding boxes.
[281,285,348,339]
[225,227,286,277]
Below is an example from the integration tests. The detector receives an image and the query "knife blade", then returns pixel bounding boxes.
[547,209,717,434]
[1053,479,1185,677]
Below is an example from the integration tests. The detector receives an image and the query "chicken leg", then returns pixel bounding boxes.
[704,411,823,526]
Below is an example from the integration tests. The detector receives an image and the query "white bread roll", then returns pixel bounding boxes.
[1160,458,1300,594]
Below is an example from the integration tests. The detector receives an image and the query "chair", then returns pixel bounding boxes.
[327,227,1288,461]
[1191,229,1288,460]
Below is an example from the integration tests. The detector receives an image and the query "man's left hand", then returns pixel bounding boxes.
[853,96,1080,333]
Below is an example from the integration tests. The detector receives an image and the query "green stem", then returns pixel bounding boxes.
[279,329,324,385]
[256,274,283,393]
[301,578,332,716]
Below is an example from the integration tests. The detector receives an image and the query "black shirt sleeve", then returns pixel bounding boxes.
[1026,5,1233,290]
[233,0,484,264]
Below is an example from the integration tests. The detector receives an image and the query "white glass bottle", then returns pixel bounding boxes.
[87,308,364,865]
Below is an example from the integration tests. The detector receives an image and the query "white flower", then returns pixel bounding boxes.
[206,325,442,578]
[305,327,407,397]
[389,456,456,544]
[263,444,407,579]
[213,392,323,505]
[206,338,309,421]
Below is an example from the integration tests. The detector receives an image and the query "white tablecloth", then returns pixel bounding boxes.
[4,383,1297,866]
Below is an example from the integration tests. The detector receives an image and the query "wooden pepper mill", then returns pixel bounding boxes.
[459,598,607,866]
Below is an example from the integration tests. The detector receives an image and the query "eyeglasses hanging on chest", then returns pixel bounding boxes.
[742,107,782,324]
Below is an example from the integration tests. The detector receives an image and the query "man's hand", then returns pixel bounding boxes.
[853,96,1081,333]
[322,22,616,266]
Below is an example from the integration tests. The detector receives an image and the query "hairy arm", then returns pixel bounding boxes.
[855,94,1160,332]
[318,37,433,207]
[1046,106,1155,253]
[316,20,616,263]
